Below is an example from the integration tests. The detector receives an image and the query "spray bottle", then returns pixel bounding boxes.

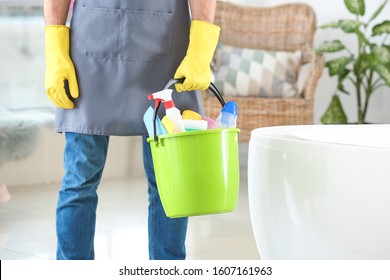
[215,101,238,128]
[148,89,185,132]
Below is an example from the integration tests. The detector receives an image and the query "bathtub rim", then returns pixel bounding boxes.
[250,124,390,151]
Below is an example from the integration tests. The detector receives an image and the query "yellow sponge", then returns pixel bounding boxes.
[182,110,202,120]
[162,116,179,134]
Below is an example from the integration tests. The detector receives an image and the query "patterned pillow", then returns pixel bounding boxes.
[212,43,302,98]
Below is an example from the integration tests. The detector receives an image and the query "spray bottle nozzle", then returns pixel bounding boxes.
[148,94,160,101]
[148,89,175,109]
[148,89,173,102]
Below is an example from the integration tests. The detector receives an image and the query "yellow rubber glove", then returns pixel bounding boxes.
[45,25,79,109]
[174,20,220,92]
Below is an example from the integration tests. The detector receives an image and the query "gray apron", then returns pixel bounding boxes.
[55,0,204,136]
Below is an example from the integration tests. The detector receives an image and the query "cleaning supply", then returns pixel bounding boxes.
[182,110,203,121]
[143,106,167,137]
[182,109,206,131]
[202,116,217,129]
[215,101,238,128]
[148,89,185,132]
[147,79,240,217]
[162,116,181,134]
[183,119,208,131]
[147,127,240,218]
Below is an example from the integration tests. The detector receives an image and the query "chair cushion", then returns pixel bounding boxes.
[212,43,302,98]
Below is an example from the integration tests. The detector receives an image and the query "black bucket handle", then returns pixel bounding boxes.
[152,78,226,142]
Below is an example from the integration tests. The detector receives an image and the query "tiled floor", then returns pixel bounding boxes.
[0,166,260,260]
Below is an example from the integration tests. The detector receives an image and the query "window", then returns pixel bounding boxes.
[0,3,50,110]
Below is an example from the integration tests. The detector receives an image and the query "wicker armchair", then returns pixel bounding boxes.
[202,1,324,141]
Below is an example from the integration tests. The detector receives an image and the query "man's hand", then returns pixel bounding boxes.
[45,25,79,109]
[174,20,220,92]
[174,0,219,92]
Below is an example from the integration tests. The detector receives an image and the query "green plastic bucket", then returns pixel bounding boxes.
[147,128,240,218]
[147,79,240,218]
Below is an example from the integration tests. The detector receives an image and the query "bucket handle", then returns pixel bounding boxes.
[152,79,226,142]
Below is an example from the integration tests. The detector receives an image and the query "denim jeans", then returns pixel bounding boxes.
[56,133,188,260]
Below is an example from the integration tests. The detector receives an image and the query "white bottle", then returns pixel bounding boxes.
[164,100,185,132]
[215,101,238,128]
[148,89,185,132]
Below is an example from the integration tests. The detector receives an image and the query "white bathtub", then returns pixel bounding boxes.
[248,124,390,259]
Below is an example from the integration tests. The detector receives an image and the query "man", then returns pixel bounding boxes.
[44,0,220,260]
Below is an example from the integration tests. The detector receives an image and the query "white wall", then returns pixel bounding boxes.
[223,0,390,124]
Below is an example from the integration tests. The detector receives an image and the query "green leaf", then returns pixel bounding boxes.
[319,20,362,32]
[375,63,390,86]
[320,22,340,29]
[337,82,350,95]
[339,20,361,33]
[373,45,390,64]
[316,40,346,53]
[356,53,374,74]
[372,20,390,35]
[356,29,371,45]
[344,0,365,16]
[321,95,348,124]
[384,45,390,55]
[339,67,351,81]
[325,56,354,76]
[337,68,351,94]
[368,0,388,23]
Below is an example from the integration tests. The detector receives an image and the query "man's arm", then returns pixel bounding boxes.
[44,0,71,25]
[174,0,220,92]
[189,0,217,23]
[44,0,79,109]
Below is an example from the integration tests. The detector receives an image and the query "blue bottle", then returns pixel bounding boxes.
[216,101,238,128]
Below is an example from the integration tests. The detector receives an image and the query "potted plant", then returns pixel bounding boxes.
[316,0,390,124]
